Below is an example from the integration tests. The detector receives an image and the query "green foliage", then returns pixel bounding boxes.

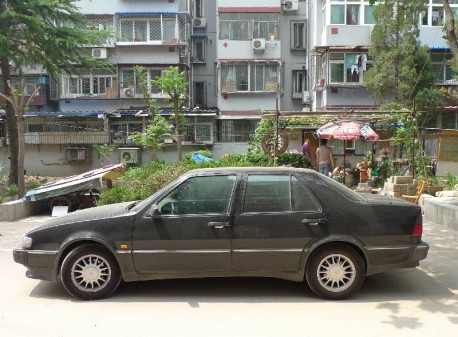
[276,152,311,168]
[3,184,18,197]
[92,144,114,166]
[365,0,436,107]
[445,172,458,190]
[131,66,174,161]
[0,0,111,77]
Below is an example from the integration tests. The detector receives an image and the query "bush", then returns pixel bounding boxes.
[276,152,310,168]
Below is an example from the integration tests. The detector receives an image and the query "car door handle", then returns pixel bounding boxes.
[302,218,327,225]
[208,222,231,229]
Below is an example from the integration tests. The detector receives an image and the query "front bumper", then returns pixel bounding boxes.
[13,248,59,281]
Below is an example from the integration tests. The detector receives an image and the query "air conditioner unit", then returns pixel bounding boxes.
[120,87,134,98]
[120,148,140,164]
[66,148,87,163]
[252,38,266,52]
[283,0,299,11]
[302,91,311,104]
[92,48,107,59]
[193,17,207,28]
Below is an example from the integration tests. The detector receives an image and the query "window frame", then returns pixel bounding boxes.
[220,61,280,94]
[291,20,307,50]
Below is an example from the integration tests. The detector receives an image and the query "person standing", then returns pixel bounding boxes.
[302,138,313,163]
[316,138,334,176]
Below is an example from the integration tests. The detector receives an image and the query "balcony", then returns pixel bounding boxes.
[24,131,109,145]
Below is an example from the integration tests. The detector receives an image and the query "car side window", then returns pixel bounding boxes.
[244,175,290,213]
[157,175,236,215]
[291,176,321,212]
[243,174,320,213]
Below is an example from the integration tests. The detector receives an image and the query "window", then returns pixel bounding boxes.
[110,116,144,140]
[192,38,206,62]
[157,175,237,215]
[120,68,164,95]
[431,53,454,83]
[243,175,320,213]
[193,81,206,107]
[183,116,213,143]
[364,4,376,24]
[291,21,306,50]
[329,1,361,25]
[194,0,204,18]
[220,61,279,93]
[219,13,279,40]
[329,52,368,84]
[62,69,116,97]
[421,1,458,26]
[119,15,181,42]
[439,131,458,162]
[292,70,306,99]
[217,119,259,142]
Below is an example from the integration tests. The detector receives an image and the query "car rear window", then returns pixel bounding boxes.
[322,175,367,202]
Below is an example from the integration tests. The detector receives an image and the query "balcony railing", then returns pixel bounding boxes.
[24,131,109,145]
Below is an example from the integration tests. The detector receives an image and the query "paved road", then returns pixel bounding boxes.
[0,217,457,337]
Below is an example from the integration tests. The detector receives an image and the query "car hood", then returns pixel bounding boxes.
[31,201,136,232]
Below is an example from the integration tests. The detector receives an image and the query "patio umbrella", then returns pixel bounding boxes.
[315,120,379,183]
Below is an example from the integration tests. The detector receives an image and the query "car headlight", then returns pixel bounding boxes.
[22,237,33,249]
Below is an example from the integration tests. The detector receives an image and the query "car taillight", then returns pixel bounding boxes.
[413,224,423,238]
[413,213,423,238]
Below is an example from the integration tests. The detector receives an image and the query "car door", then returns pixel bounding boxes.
[131,174,237,274]
[231,173,326,273]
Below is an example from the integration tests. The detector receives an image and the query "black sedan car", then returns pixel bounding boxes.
[13,167,429,300]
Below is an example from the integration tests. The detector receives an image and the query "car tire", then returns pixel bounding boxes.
[61,244,121,300]
[305,244,365,300]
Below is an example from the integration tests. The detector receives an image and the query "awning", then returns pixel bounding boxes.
[24,163,126,202]
[24,111,105,117]
[115,11,179,15]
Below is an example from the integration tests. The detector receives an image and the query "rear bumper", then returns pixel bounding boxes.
[13,248,59,281]
[365,241,429,275]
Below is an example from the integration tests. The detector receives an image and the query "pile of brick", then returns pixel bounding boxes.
[381,176,418,199]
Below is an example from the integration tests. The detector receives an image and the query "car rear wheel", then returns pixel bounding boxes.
[61,244,121,300]
[305,245,365,300]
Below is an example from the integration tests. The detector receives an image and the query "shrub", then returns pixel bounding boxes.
[276,152,310,168]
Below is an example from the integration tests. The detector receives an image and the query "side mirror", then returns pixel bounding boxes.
[147,204,161,219]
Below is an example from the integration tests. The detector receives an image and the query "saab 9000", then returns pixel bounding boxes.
[13,167,429,300]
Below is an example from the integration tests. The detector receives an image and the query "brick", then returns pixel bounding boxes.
[393,176,414,184]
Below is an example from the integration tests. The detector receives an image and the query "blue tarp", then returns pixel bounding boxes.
[191,153,212,164]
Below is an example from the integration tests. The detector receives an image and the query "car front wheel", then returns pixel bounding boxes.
[61,244,121,300]
[305,245,365,300]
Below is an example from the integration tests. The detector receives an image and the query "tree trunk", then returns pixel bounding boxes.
[0,57,19,185]
[174,101,182,161]
[443,0,458,71]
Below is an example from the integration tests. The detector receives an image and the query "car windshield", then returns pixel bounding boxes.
[321,175,367,202]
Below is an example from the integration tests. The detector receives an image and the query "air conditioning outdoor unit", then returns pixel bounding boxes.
[302,91,311,104]
[92,48,107,59]
[252,38,266,52]
[120,148,140,164]
[193,17,207,28]
[282,0,299,11]
[120,88,134,98]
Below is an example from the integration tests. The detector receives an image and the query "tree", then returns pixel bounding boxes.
[129,66,173,161]
[365,0,436,106]
[443,0,458,71]
[153,67,189,161]
[0,80,40,197]
[0,0,109,185]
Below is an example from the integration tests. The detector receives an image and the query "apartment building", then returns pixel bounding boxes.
[1,0,457,176]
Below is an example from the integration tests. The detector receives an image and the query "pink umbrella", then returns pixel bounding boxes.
[315,120,379,184]
[315,120,379,141]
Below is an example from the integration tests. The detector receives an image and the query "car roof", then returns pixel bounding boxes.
[187,167,318,175]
